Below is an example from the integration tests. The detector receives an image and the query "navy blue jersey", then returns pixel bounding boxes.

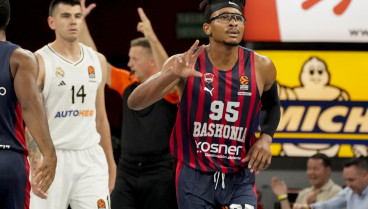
[170,46,261,173]
[0,41,27,155]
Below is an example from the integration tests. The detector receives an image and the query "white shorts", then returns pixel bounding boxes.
[30,144,110,209]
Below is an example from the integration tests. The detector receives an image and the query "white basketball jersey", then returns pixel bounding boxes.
[37,43,102,150]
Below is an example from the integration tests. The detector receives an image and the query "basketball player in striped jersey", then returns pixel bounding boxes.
[128,0,281,208]
[27,0,116,209]
[0,0,57,208]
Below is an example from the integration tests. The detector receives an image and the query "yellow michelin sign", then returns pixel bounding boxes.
[256,51,368,158]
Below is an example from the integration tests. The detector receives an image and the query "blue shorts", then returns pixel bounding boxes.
[176,161,256,209]
[0,150,29,209]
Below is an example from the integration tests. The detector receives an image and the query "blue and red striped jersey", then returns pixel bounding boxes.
[0,41,27,155]
[170,46,261,173]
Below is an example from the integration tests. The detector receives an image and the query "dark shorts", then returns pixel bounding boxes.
[176,161,256,209]
[0,150,29,209]
[111,153,178,209]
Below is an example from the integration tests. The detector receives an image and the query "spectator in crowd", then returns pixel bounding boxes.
[271,153,342,209]
[294,157,368,209]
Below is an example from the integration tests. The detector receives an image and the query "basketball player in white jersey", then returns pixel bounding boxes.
[27,0,116,209]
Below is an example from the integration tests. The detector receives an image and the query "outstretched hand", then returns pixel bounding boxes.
[271,177,288,196]
[32,155,57,199]
[80,0,96,18]
[172,40,205,78]
[137,8,155,39]
[241,133,272,174]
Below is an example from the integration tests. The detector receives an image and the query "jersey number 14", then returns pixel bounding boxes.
[71,85,86,103]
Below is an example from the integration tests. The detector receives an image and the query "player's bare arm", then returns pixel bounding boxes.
[128,40,204,110]
[95,52,116,194]
[11,48,57,196]
[254,52,277,93]
[242,53,279,173]
[25,128,49,199]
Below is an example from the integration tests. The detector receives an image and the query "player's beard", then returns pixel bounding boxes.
[223,40,240,48]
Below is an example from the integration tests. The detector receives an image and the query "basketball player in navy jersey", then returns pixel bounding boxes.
[128,0,280,208]
[0,0,57,208]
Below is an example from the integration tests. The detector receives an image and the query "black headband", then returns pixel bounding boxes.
[204,1,243,23]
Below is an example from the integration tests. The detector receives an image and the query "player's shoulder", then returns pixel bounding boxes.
[95,51,106,61]
[253,52,273,67]
[253,51,276,75]
[80,43,106,64]
[11,47,37,65]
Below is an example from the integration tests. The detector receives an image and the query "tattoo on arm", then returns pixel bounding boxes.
[25,128,42,173]
[37,85,43,93]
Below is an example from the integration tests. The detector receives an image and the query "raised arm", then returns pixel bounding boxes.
[271,177,292,209]
[95,52,116,194]
[10,48,57,197]
[136,7,168,71]
[127,40,204,110]
[79,0,112,85]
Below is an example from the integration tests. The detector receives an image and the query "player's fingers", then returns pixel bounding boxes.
[40,176,52,193]
[85,3,96,15]
[33,170,44,184]
[187,40,199,57]
[251,157,261,172]
[259,151,272,170]
[247,150,259,172]
[177,56,183,64]
[184,51,190,67]
[137,7,149,22]
[255,155,267,172]
[32,184,48,199]
[185,41,199,67]
[137,22,143,32]
[265,153,272,168]
[192,44,205,60]
[191,71,203,78]
[242,146,255,163]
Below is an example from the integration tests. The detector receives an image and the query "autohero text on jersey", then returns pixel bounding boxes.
[54,109,94,118]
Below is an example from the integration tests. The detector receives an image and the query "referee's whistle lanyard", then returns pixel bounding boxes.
[214,171,226,189]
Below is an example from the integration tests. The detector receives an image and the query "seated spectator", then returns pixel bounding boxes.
[294,157,368,209]
[271,153,342,209]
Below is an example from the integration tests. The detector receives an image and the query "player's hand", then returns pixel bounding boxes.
[293,203,309,209]
[242,133,272,173]
[137,8,155,40]
[33,155,57,196]
[172,40,204,78]
[306,190,318,204]
[80,0,96,18]
[31,177,48,199]
[271,177,288,196]
[108,163,117,194]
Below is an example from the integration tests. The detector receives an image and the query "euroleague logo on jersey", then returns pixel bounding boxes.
[238,75,250,96]
[97,199,106,209]
[88,65,95,79]
[0,87,6,96]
